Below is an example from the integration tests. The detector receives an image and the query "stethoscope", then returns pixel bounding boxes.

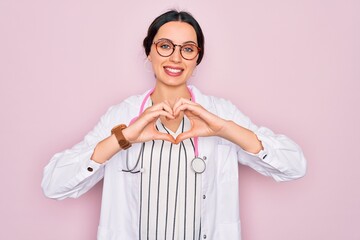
[122,86,206,174]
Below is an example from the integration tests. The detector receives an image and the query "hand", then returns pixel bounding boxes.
[172,98,228,144]
[123,101,176,143]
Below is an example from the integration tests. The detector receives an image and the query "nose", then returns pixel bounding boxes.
[169,46,182,63]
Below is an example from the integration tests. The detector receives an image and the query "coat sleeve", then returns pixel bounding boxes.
[219,99,307,182]
[237,123,307,181]
[41,103,129,199]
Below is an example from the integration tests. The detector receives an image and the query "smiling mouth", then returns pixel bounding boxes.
[164,67,184,76]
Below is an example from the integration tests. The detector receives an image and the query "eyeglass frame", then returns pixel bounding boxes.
[153,38,201,60]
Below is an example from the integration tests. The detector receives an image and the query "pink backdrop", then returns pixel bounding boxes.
[1,0,359,239]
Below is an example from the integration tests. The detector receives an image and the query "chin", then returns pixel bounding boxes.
[157,76,188,87]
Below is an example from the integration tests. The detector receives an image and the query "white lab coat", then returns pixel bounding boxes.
[42,85,306,240]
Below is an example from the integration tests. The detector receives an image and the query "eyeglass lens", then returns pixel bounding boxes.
[155,39,199,60]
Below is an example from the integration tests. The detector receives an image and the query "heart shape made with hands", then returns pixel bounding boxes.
[131,97,219,145]
[153,109,193,144]
[151,101,210,144]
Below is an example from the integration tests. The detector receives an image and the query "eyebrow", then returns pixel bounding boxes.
[157,38,198,45]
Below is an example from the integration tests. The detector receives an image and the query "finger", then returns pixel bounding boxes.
[182,110,197,121]
[132,111,173,132]
[150,101,173,115]
[162,100,174,120]
[174,130,196,144]
[160,101,174,115]
[154,132,176,143]
[173,98,196,111]
[173,102,200,117]
[144,109,175,122]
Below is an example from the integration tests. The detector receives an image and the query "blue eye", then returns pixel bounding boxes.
[183,47,194,53]
[182,45,196,53]
[160,44,171,49]
[157,40,173,51]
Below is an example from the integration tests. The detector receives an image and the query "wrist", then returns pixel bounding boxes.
[121,126,133,144]
[91,135,120,164]
[217,119,233,138]
[219,121,263,153]
[111,124,132,150]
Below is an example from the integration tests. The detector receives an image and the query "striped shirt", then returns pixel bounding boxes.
[139,116,202,240]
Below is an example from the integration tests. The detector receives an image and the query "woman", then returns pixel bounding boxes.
[42,10,306,240]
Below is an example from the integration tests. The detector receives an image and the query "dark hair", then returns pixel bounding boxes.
[143,10,205,65]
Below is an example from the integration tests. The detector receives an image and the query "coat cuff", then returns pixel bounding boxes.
[243,130,274,164]
[84,159,104,174]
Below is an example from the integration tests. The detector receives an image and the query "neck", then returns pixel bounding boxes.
[151,84,191,107]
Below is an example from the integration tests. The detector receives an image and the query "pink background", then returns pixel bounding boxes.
[1,0,359,239]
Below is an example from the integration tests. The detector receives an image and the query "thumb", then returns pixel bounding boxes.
[156,132,176,143]
[175,131,195,144]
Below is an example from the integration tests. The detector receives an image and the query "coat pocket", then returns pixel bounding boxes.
[216,144,238,182]
[216,144,240,223]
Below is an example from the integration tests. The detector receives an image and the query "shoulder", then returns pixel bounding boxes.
[190,85,239,116]
[102,89,152,125]
[190,85,251,127]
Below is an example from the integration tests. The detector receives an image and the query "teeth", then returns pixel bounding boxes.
[165,67,182,73]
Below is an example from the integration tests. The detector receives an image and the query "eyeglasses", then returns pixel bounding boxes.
[153,38,201,60]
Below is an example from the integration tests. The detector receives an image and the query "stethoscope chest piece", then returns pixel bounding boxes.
[191,157,206,174]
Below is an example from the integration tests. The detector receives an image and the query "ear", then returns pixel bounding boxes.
[147,56,152,62]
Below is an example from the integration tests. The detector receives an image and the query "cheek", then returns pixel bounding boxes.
[148,56,160,70]
[148,50,163,66]
[187,62,197,73]
[151,59,163,71]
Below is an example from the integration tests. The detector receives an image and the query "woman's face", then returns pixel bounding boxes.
[148,21,199,88]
